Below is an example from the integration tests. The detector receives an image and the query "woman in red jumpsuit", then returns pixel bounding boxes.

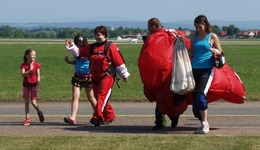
[66,26,130,126]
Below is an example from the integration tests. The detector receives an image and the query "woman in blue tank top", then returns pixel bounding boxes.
[189,15,223,134]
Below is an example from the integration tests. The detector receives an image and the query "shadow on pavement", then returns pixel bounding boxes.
[64,125,219,134]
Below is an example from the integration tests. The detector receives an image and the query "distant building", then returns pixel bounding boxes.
[236,30,260,39]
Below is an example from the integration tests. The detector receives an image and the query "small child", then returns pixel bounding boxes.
[20,48,44,125]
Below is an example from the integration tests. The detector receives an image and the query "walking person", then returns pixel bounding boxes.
[64,33,97,124]
[20,48,44,126]
[66,26,130,126]
[88,26,130,126]
[189,15,223,134]
[143,17,184,130]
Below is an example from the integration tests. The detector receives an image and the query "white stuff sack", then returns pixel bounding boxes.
[170,37,195,95]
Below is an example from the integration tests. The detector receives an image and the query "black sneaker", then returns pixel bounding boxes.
[90,118,100,126]
[153,124,165,131]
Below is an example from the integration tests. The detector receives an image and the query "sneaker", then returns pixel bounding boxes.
[38,111,45,123]
[153,124,165,131]
[195,121,210,134]
[90,118,100,126]
[64,116,76,125]
[22,118,30,126]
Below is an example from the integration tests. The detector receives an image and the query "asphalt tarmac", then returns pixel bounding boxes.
[0,101,259,136]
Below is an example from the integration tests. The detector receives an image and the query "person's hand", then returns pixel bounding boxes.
[123,77,128,83]
[36,82,40,92]
[64,56,69,63]
[65,39,73,47]
[30,62,34,71]
[210,48,221,55]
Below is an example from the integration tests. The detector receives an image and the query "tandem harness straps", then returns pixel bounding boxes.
[90,41,121,88]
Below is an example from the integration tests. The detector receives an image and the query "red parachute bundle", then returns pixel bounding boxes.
[207,64,246,104]
[138,29,174,90]
[139,29,192,117]
[139,28,245,118]
[144,76,193,118]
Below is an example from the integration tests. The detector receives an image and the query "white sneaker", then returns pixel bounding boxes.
[195,121,209,134]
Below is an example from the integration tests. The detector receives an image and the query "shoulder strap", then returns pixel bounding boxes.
[89,41,112,57]
[104,41,112,56]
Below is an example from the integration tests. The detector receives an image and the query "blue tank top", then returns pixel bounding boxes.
[192,33,213,69]
[75,58,90,75]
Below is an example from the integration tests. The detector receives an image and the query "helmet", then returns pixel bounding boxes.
[212,52,225,69]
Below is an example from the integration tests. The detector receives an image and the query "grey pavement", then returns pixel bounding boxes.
[0,101,259,136]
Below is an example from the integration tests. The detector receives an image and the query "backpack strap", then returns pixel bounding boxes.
[104,41,112,57]
[89,41,112,58]
[89,41,121,88]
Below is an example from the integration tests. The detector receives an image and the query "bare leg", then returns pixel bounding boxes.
[24,99,30,119]
[71,85,81,120]
[31,99,40,112]
[85,87,97,110]
[200,109,208,123]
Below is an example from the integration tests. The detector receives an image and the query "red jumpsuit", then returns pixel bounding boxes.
[67,41,130,125]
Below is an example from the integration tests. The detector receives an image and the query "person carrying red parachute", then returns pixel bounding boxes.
[138,17,193,130]
[138,17,245,133]
[189,15,245,134]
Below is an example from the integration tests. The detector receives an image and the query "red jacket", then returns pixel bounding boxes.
[78,42,129,82]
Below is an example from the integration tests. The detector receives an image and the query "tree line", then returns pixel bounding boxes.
[0,24,240,39]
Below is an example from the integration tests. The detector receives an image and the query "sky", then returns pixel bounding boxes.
[1,0,259,23]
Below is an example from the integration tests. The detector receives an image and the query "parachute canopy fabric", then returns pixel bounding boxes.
[138,29,175,90]
[207,64,246,104]
[139,28,245,118]
[139,29,193,117]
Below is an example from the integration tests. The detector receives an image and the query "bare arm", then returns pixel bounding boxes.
[210,33,223,55]
[37,68,40,90]
[37,68,40,82]
[21,63,34,77]
[64,56,76,65]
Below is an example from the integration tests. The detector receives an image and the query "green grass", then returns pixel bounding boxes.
[0,42,259,101]
[0,40,259,149]
[0,136,259,150]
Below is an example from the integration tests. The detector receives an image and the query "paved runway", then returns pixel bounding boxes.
[0,101,259,136]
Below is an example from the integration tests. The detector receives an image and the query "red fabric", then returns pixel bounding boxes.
[88,42,125,82]
[82,42,123,124]
[207,64,246,104]
[146,76,193,118]
[176,30,191,50]
[139,29,245,117]
[138,29,174,90]
[92,75,115,123]
[140,29,192,117]
[78,44,90,57]
[20,62,40,84]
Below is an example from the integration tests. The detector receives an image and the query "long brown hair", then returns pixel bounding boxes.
[194,15,213,33]
[23,48,34,63]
